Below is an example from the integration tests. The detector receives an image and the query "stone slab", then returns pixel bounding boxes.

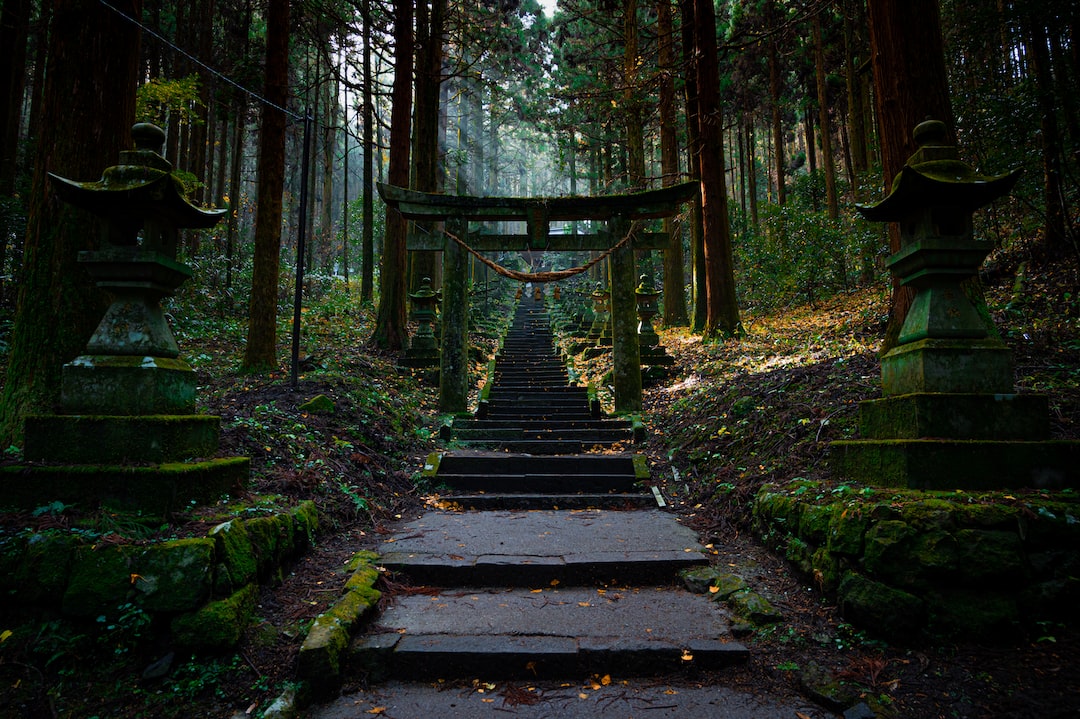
[308,680,829,719]
[355,587,746,679]
[379,509,706,585]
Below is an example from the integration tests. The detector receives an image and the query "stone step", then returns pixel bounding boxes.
[434,452,638,475]
[451,419,632,430]
[352,587,747,680]
[430,471,639,493]
[437,492,656,511]
[452,440,628,454]
[378,509,707,587]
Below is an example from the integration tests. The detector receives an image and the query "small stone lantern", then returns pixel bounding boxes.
[587,283,611,344]
[409,277,439,352]
[634,274,661,349]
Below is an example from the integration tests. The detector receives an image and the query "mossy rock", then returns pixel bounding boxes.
[797,503,834,544]
[862,520,921,587]
[133,538,214,612]
[826,509,869,557]
[838,572,925,641]
[908,529,961,577]
[811,547,840,593]
[62,544,140,616]
[16,532,77,606]
[957,502,1019,530]
[299,394,335,413]
[953,529,1025,584]
[0,534,27,600]
[291,500,319,551]
[243,515,282,577]
[171,582,258,650]
[785,536,814,576]
[728,589,783,624]
[680,566,724,593]
[925,588,1019,641]
[899,499,956,532]
[209,520,258,589]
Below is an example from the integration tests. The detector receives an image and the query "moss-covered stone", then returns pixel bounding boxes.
[811,547,840,593]
[210,520,257,589]
[909,530,960,577]
[243,515,282,577]
[900,499,956,532]
[299,394,335,413]
[292,500,319,551]
[171,582,258,650]
[710,572,749,600]
[797,504,834,544]
[926,589,1019,640]
[16,532,77,606]
[838,572,925,641]
[785,536,814,576]
[133,538,213,612]
[62,544,140,616]
[826,509,869,557]
[953,529,1025,584]
[862,520,919,585]
[728,589,783,624]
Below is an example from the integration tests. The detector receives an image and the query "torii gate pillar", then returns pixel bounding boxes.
[609,214,642,413]
[439,214,470,414]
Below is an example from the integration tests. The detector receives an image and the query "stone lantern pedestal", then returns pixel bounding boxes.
[1,123,249,516]
[832,121,1080,490]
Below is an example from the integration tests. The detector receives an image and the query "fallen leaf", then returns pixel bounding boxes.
[708,585,720,594]
[367,708,386,715]
[600,674,611,686]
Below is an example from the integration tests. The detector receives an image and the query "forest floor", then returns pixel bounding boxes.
[2,252,1080,718]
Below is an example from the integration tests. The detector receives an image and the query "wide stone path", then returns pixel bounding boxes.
[308,296,827,717]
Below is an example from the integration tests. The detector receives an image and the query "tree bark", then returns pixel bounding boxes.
[370,0,414,351]
[0,0,141,443]
[767,0,786,206]
[657,0,687,326]
[241,0,290,372]
[866,0,954,350]
[812,12,838,220]
[679,0,707,333]
[361,0,375,302]
[693,0,741,338]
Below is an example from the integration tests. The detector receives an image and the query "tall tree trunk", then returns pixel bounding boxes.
[361,0,375,302]
[624,0,645,190]
[680,0,706,332]
[813,12,839,220]
[242,0,290,372]
[370,0,414,350]
[1024,9,1069,260]
[767,0,786,206]
[866,0,954,350]
[321,69,337,275]
[747,119,759,228]
[411,0,446,291]
[0,0,30,193]
[0,0,141,443]
[225,95,245,297]
[844,0,869,174]
[693,0,740,338]
[657,0,687,326]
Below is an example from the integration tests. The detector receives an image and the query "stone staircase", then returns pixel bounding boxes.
[351,295,748,682]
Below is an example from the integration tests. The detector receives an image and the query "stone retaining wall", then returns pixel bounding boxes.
[752,480,1079,641]
[0,500,318,649]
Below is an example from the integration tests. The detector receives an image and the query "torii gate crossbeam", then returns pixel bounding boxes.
[378,181,700,415]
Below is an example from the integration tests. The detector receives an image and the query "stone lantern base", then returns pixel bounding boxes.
[880,338,1015,396]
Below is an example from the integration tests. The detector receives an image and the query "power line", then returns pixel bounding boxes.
[98,0,304,121]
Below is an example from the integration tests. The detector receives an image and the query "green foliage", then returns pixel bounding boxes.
[135,75,204,128]
[734,171,886,311]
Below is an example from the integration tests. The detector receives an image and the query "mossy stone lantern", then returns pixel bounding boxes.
[49,122,226,414]
[409,277,440,352]
[587,283,611,343]
[832,120,1080,490]
[8,122,250,516]
[857,119,1021,396]
[634,274,661,349]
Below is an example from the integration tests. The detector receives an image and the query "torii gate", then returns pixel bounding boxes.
[378,181,700,415]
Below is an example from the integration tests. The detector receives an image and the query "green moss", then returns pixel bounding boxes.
[243,515,281,577]
[171,582,258,650]
[899,499,956,532]
[785,536,814,576]
[16,532,76,606]
[838,572,925,641]
[797,503,834,544]
[299,394,335,413]
[62,544,140,616]
[291,500,319,550]
[926,589,1019,640]
[727,589,783,624]
[953,529,1025,583]
[811,547,840,593]
[826,509,868,557]
[209,520,257,589]
[134,538,213,612]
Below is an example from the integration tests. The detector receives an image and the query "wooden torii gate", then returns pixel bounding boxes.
[378,181,700,415]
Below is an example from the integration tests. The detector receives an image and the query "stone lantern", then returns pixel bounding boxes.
[401,277,440,368]
[635,274,673,367]
[588,283,612,346]
[857,120,1021,396]
[7,123,249,516]
[832,120,1079,490]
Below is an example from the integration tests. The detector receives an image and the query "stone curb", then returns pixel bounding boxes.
[297,550,382,701]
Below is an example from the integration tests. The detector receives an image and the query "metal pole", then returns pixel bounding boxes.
[291,112,313,389]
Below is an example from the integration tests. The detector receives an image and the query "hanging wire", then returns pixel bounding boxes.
[97,0,303,121]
